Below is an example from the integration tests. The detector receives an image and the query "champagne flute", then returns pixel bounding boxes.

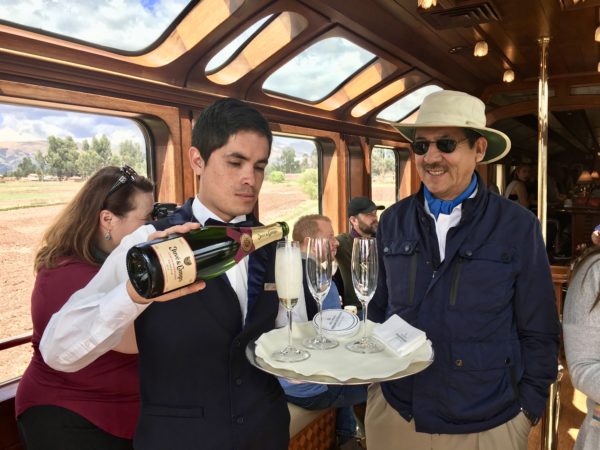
[271,240,310,362]
[346,237,383,353]
[303,237,338,350]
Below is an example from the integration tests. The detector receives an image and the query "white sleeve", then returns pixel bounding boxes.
[40,224,156,372]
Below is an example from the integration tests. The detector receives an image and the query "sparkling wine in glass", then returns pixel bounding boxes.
[346,237,383,353]
[271,240,310,362]
[303,237,338,350]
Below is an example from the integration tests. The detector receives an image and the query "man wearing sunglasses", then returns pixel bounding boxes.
[366,90,559,450]
[40,98,290,450]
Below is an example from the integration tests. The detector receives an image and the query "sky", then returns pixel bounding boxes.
[0,104,145,148]
[0,0,190,51]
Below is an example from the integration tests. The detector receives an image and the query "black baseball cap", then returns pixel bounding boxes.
[348,197,385,217]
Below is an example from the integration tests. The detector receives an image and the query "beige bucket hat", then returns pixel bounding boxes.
[382,90,511,164]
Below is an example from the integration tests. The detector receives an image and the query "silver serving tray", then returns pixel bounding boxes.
[246,340,434,385]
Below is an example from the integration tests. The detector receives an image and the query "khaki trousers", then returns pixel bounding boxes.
[365,384,531,450]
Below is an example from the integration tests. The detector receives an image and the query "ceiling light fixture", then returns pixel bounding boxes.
[474,40,488,57]
[597,61,600,72]
[503,69,515,83]
[596,25,600,42]
[417,0,437,9]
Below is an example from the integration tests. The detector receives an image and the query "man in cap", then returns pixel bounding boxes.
[366,90,559,450]
[335,197,384,313]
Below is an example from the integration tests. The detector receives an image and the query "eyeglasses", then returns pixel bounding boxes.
[410,138,469,155]
[105,165,138,199]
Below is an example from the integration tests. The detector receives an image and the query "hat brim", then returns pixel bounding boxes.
[384,122,511,164]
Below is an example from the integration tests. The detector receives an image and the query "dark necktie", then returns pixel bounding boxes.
[204,217,254,228]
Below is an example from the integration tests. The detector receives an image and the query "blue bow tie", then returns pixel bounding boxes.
[204,217,254,228]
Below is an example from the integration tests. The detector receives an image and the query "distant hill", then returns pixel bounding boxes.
[0,141,47,174]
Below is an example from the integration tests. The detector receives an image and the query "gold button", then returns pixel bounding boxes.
[455,359,463,367]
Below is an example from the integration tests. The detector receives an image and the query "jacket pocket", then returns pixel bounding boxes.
[449,242,514,311]
[443,340,517,422]
[382,239,419,305]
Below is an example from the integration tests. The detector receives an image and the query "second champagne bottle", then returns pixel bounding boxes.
[126,221,289,299]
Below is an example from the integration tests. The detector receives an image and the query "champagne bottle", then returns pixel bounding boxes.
[126,222,289,298]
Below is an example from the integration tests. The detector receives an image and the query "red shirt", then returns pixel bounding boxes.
[15,258,140,439]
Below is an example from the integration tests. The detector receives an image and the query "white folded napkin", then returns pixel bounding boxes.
[373,315,427,357]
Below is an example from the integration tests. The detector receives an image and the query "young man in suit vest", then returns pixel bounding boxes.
[40,98,290,450]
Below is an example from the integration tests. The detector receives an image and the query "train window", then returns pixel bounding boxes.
[206,15,273,73]
[207,12,307,85]
[0,103,147,382]
[351,73,432,118]
[259,135,319,231]
[371,146,399,207]
[0,0,193,51]
[376,84,443,122]
[313,58,398,111]
[263,37,375,102]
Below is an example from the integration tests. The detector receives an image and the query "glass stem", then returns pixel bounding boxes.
[287,309,293,349]
[362,301,368,342]
[317,298,324,341]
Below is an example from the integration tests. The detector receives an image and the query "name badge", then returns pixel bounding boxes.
[264,283,277,292]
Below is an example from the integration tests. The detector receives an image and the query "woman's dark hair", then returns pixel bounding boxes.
[191,98,272,163]
[34,166,153,272]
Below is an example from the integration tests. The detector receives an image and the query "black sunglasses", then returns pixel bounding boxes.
[410,138,469,155]
[105,165,138,199]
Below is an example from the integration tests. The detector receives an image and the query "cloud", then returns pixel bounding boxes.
[0,0,189,51]
[263,37,375,102]
[0,104,144,147]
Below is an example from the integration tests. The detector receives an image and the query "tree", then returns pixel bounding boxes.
[92,135,113,166]
[119,140,146,174]
[273,147,300,173]
[77,149,102,178]
[34,150,48,180]
[14,156,37,178]
[298,168,318,200]
[268,171,285,183]
[46,136,79,179]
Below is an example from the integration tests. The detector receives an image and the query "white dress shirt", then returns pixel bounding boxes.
[424,188,477,261]
[40,197,259,372]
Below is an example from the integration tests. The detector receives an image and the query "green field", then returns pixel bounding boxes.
[0,180,84,211]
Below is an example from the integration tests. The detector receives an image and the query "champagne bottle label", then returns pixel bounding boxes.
[227,224,285,262]
[151,237,197,292]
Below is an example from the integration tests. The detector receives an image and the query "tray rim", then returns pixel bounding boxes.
[245,339,434,385]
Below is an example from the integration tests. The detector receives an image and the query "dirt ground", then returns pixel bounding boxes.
[0,204,60,380]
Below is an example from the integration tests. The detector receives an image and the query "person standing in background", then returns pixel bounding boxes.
[335,197,384,315]
[16,166,154,450]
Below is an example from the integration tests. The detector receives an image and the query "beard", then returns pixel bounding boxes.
[358,219,377,236]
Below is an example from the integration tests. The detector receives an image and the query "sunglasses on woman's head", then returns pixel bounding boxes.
[410,138,469,155]
[105,165,138,199]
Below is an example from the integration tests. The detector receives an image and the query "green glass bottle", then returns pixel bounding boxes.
[126,222,289,299]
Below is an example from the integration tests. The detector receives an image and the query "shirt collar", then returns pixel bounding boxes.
[191,197,247,226]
